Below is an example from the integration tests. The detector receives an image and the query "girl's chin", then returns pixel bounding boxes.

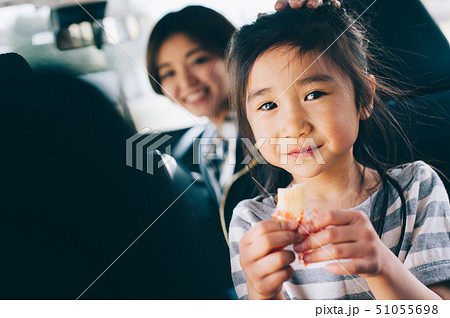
[283,162,324,178]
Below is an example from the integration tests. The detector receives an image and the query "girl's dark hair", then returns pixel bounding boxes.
[146,5,236,95]
[227,5,413,255]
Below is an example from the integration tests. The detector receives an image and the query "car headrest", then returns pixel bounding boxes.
[0,52,34,83]
[351,0,450,95]
[348,0,450,192]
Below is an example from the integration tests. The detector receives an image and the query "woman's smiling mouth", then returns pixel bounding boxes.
[184,88,208,103]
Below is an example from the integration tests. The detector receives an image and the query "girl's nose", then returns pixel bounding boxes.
[280,100,311,138]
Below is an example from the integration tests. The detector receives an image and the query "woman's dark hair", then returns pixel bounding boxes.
[146,5,236,95]
[227,5,413,255]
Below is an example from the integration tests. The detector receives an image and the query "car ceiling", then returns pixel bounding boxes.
[0,0,109,9]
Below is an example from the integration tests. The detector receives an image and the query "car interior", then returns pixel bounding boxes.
[0,0,448,299]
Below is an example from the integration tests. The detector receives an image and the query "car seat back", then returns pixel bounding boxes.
[0,70,233,299]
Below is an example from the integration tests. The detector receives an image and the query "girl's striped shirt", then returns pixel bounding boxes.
[229,161,450,299]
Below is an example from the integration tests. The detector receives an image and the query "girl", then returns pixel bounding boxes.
[226,5,450,299]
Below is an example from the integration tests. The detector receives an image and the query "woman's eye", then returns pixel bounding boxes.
[160,70,174,80]
[304,91,326,101]
[258,102,278,111]
[193,56,209,65]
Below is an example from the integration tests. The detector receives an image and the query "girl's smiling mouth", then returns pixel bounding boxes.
[288,145,323,158]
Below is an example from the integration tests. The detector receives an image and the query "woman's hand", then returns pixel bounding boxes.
[293,209,391,277]
[239,220,303,299]
[275,0,341,11]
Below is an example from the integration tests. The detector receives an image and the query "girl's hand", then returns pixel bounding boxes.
[293,209,391,277]
[239,220,304,299]
[275,0,341,11]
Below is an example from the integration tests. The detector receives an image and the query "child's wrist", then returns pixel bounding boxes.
[364,243,401,286]
[378,243,402,278]
[362,245,442,300]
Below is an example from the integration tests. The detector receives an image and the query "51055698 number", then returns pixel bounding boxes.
[376,305,438,315]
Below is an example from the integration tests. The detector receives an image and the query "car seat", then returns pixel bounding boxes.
[351,0,450,191]
[0,52,34,83]
[0,57,234,299]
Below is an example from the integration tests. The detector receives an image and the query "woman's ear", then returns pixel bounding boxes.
[360,74,376,120]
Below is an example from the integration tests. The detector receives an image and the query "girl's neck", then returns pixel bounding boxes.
[291,154,380,211]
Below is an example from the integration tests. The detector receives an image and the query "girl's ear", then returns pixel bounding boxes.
[360,74,376,120]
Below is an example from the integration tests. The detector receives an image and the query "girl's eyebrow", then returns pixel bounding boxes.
[247,87,272,103]
[247,74,335,103]
[296,74,336,86]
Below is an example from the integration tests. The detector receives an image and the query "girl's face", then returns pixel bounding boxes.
[246,46,363,183]
[156,33,229,121]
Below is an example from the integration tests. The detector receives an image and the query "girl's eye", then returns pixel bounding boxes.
[160,70,174,80]
[258,102,278,111]
[193,56,209,65]
[304,91,326,101]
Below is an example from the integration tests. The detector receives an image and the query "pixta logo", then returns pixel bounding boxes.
[126,128,173,175]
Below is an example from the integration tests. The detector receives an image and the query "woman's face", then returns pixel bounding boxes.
[156,33,229,121]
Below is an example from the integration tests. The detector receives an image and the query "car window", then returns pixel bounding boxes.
[422,0,450,40]
[0,4,109,75]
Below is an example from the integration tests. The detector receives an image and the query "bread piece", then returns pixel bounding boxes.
[272,183,306,222]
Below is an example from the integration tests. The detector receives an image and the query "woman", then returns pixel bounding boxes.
[147,6,233,128]
[146,5,258,240]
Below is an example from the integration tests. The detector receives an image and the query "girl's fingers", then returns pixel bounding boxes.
[242,219,298,244]
[301,242,365,264]
[325,259,378,276]
[298,209,368,235]
[325,260,360,276]
[294,225,359,253]
[258,266,295,296]
[251,250,296,278]
[246,230,304,261]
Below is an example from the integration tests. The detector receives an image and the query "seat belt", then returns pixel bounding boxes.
[198,124,223,205]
